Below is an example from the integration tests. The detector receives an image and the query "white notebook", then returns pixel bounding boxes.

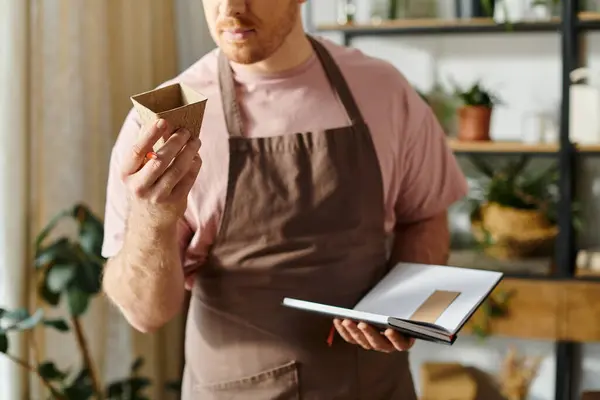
[282,262,503,345]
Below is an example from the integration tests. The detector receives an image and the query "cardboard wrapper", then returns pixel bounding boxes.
[131,83,208,152]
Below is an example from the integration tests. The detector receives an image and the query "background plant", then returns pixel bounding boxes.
[0,204,180,399]
[452,80,503,108]
[466,156,582,228]
[470,289,515,340]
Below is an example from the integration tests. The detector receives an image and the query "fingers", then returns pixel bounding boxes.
[122,119,169,176]
[342,320,372,350]
[384,329,415,351]
[333,319,415,353]
[136,129,192,188]
[333,319,357,345]
[156,136,201,195]
[171,153,203,199]
[358,322,395,352]
[128,129,193,197]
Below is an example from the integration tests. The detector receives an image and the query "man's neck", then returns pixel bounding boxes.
[230,22,313,76]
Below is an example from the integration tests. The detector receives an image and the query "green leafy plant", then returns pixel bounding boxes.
[480,0,514,30]
[466,156,582,260]
[453,81,503,108]
[417,84,458,135]
[480,0,496,16]
[467,156,582,228]
[0,204,180,399]
[470,289,514,340]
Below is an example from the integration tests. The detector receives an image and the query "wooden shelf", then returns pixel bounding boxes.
[317,17,562,36]
[446,139,600,155]
[578,12,600,29]
[577,143,600,153]
[461,278,600,342]
[448,139,559,154]
[317,13,600,37]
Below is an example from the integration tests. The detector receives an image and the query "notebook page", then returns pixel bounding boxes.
[353,262,503,333]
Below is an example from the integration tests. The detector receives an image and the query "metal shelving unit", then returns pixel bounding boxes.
[304,1,600,399]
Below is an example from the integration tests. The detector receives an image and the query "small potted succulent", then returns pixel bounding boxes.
[453,81,502,141]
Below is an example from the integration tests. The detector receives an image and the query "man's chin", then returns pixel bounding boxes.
[220,45,265,65]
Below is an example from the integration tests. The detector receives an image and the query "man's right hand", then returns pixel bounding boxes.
[120,118,202,230]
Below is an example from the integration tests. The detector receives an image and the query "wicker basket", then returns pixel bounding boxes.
[471,202,558,260]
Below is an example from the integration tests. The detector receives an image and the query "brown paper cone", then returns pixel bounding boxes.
[131,82,208,151]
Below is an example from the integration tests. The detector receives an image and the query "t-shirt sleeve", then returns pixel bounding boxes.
[101,109,194,262]
[393,86,469,224]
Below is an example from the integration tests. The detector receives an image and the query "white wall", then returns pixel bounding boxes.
[306,2,600,399]
[175,0,216,71]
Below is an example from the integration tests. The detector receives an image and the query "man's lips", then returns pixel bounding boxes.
[222,28,255,41]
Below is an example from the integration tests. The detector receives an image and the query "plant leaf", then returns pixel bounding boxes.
[467,156,495,179]
[1,308,44,331]
[165,380,182,392]
[15,309,44,330]
[38,361,67,381]
[67,287,90,316]
[43,318,70,332]
[64,384,94,400]
[73,257,103,295]
[0,333,8,353]
[38,279,61,306]
[106,377,152,398]
[73,204,105,258]
[131,357,144,372]
[64,368,94,399]
[34,209,71,249]
[3,308,28,321]
[47,263,77,292]
[34,238,74,270]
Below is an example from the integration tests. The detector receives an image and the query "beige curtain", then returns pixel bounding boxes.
[1,0,185,398]
[0,1,30,399]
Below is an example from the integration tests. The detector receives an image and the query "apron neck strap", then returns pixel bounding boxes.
[218,50,244,138]
[307,36,365,126]
[217,35,366,138]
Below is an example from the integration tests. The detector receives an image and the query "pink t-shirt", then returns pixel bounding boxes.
[102,37,468,274]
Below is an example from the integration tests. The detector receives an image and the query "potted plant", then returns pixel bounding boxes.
[466,156,577,260]
[0,204,180,399]
[455,0,496,18]
[454,81,501,141]
[417,84,457,135]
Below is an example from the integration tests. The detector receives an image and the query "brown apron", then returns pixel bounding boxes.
[181,36,417,400]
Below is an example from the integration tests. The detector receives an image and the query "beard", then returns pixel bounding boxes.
[216,2,298,65]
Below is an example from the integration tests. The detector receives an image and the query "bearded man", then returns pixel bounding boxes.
[101,1,468,398]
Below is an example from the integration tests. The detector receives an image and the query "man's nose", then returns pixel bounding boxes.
[219,0,246,17]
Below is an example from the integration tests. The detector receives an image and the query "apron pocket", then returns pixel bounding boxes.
[193,360,300,400]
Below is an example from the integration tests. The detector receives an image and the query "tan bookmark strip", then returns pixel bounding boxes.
[409,290,461,324]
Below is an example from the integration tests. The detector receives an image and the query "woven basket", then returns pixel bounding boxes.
[471,202,558,260]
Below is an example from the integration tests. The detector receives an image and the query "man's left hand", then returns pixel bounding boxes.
[333,319,415,352]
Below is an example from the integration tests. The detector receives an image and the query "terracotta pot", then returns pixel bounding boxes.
[458,105,492,141]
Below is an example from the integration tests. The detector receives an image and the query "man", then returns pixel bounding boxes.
[101,0,468,398]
